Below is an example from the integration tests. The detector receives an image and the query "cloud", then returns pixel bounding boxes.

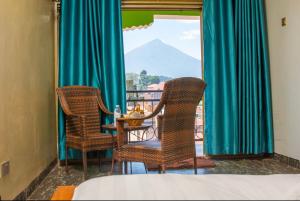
[175,19,199,24]
[180,29,201,40]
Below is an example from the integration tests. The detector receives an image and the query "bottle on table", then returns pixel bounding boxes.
[114,105,121,126]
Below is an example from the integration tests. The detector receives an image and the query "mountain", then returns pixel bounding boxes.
[125,39,202,78]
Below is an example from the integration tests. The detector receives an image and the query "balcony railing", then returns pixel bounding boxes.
[126,90,204,142]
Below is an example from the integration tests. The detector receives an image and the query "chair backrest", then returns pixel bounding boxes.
[57,86,102,136]
[160,77,206,162]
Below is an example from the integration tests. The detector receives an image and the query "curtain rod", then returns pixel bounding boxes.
[54,0,202,15]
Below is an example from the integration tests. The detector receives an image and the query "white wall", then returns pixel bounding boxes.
[266,0,300,160]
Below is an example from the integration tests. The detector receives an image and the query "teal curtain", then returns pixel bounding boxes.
[203,0,274,155]
[59,0,126,160]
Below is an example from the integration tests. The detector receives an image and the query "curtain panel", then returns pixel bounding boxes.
[203,0,274,155]
[58,0,126,160]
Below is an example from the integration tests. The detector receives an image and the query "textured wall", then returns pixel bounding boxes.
[266,0,300,160]
[0,0,56,199]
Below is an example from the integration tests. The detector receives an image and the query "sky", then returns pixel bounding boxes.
[123,18,202,60]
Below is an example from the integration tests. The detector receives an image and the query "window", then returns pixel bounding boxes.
[123,15,204,152]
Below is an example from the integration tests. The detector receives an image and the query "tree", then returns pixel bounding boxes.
[139,70,148,89]
[148,76,160,84]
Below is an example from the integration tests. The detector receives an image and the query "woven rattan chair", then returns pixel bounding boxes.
[57,86,116,179]
[112,77,206,174]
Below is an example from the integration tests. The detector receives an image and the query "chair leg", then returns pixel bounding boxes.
[82,151,87,180]
[110,152,115,175]
[98,151,102,171]
[124,161,128,175]
[194,157,198,175]
[144,163,148,174]
[65,146,69,173]
[118,160,123,175]
[161,164,166,174]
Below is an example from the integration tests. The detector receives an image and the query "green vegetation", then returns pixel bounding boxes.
[126,70,172,90]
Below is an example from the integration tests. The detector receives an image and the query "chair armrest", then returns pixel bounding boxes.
[65,113,87,137]
[63,109,86,122]
[98,103,113,115]
[96,90,114,115]
[66,113,85,119]
[157,115,163,140]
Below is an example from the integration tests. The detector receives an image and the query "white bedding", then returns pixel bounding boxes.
[73,174,300,200]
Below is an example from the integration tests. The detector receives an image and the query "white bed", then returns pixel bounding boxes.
[73,174,300,200]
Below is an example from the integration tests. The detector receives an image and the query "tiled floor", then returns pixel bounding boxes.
[28,143,300,200]
[28,156,300,200]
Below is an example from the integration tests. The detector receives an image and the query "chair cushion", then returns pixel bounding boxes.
[116,141,163,164]
[67,133,116,151]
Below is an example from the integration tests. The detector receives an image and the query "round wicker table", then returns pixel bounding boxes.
[102,123,152,144]
[102,124,151,132]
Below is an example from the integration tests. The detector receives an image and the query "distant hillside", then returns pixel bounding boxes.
[159,75,173,82]
[125,39,202,78]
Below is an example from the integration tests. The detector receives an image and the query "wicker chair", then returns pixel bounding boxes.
[112,77,206,174]
[57,86,116,179]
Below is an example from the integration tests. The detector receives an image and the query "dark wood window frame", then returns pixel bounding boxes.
[54,0,203,13]
[122,0,202,10]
